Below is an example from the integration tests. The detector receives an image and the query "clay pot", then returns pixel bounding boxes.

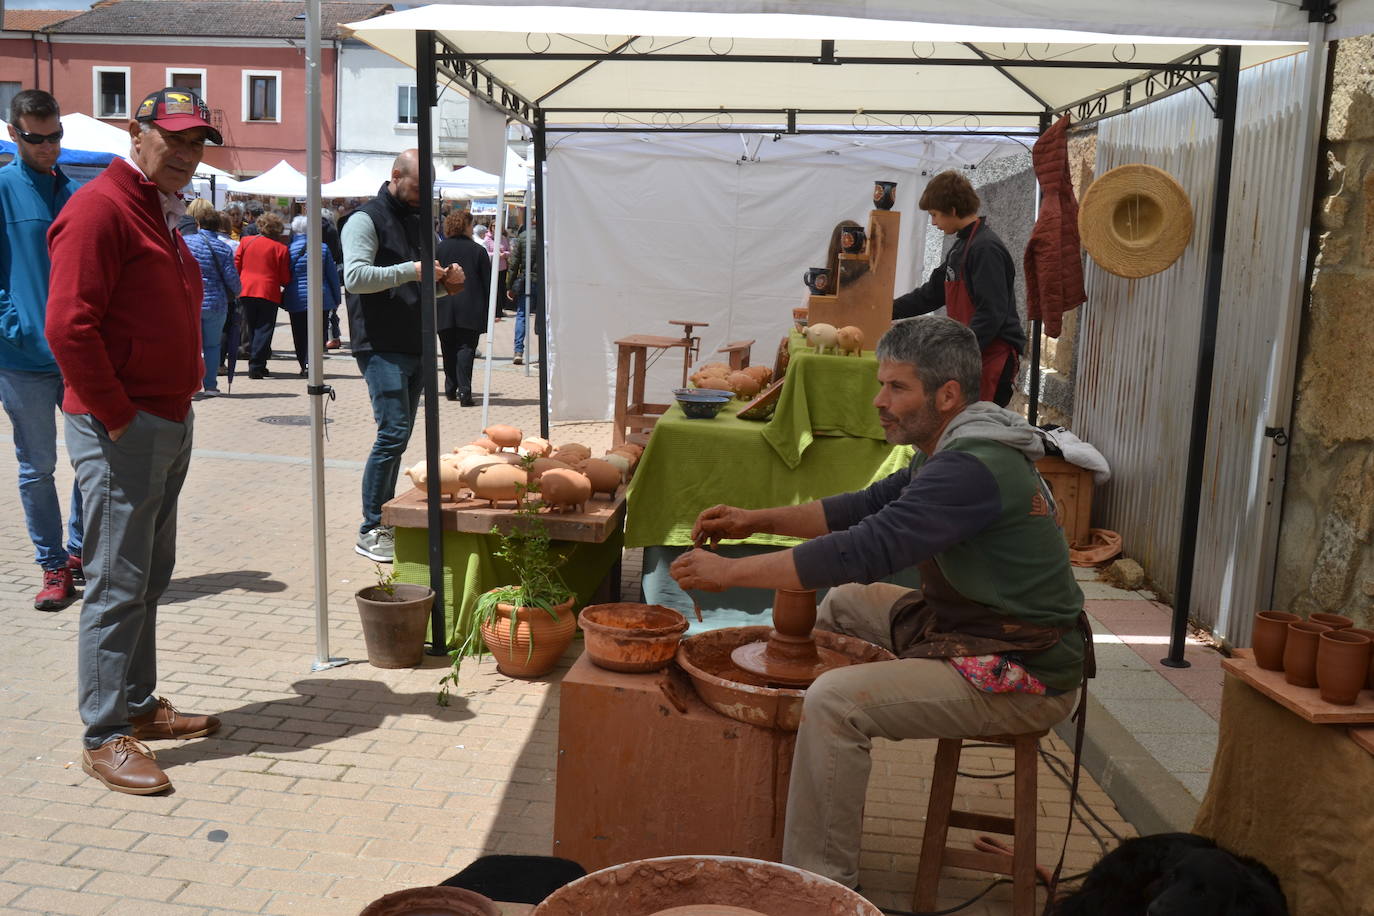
[579,458,621,499]
[804,322,838,353]
[771,588,818,640]
[354,584,434,669]
[1251,610,1301,671]
[728,371,761,400]
[537,468,592,513]
[874,179,897,210]
[482,424,523,451]
[520,436,553,458]
[835,325,865,356]
[470,463,528,508]
[578,603,689,673]
[403,460,465,500]
[360,885,500,916]
[1316,630,1372,705]
[1347,628,1374,690]
[651,907,769,916]
[552,442,591,464]
[481,597,577,678]
[1310,612,1353,630]
[470,437,499,453]
[1283,620,1331,688]
[742,364,772,386]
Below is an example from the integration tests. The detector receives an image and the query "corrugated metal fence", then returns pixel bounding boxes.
[1073,53,1309,644]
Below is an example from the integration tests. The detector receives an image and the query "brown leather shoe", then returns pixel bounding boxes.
[82,736,171,795]
[131,697,221,741]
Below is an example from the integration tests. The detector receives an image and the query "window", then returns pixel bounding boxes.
[93,67,131,119]
[242,70,281,123]
[397,85,418,125]
[0,83,19,119]
[166,69,206,100]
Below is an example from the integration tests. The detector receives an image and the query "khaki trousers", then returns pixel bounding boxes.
[780,583,1077,887]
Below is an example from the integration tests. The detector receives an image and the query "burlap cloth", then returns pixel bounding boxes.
[1193,676,1374,915]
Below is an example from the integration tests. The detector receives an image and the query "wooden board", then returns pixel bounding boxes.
[807,208,900,352]
[1350,727,1374,757]
[1221,648,1374,724]
[381,486,624,543]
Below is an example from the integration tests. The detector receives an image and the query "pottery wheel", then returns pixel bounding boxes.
[730,640,852,687]
[650,907,769,916]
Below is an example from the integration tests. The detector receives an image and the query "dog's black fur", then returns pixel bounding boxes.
[1053,833,1288,916]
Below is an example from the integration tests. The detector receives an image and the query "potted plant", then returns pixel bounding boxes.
[439,464,576,703]
[355,564,435,668]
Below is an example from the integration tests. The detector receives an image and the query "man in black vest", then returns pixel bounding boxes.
[342,148,464,562]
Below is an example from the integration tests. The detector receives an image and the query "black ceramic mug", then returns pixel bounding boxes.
[874,180,897,211]
[840,226,866,253]
[803,267,831,295]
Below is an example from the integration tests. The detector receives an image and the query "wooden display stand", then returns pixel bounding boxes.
[381,485,624,542]
[1220,648,1374,724]
[1035,456,1094,547]
[807,209,901,350]
[553,654,795,872]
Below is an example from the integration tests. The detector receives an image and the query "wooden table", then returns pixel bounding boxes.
[612,333,693,446]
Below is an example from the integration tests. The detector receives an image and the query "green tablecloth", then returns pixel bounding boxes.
[393,526,623,649]
[762,330,885,468]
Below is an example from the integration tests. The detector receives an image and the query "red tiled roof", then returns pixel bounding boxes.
[44,1,392,40]
[3,10,82,32]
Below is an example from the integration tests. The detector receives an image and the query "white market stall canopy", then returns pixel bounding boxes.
[337,2,1371,135]
[321,159,394,197]
[434,149,531,195]
[227,159,308,197]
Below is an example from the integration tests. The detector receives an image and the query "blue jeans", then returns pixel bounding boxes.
[0,368,83,569]
[201,310,226,391]
[357,351,424,535]
[513,283,541,356]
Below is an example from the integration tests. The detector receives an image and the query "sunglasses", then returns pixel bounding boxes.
[15,127,63,145]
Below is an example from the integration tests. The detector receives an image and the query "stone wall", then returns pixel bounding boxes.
[1272,35,1374,626]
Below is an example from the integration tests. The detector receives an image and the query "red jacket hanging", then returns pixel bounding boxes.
[1024,115,1086,339]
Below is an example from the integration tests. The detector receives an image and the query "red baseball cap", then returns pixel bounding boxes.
[134,87,223,145]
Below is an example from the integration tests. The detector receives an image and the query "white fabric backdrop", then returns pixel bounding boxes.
[544,131,1026,421]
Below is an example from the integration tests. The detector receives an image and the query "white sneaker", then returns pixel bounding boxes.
[355,526,395,562]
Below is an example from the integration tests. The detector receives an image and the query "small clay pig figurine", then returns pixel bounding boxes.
[483,424,523,451]
[520,436,553,458]
[578,458,622,500]
[743,364,772,386]
[836,325,865,356]
[552,442,592,464]
[405,460,465,500]
[805,322,838,354]
[470,463,527,508]
[538,468,592,514]
[728,371,761,400]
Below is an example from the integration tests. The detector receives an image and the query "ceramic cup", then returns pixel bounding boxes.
[1252,610,1301,671]
[1347,627,1374,691]
[1282,620,1331,688]
[873,180,897,211]
[1316,629,1372,705]
[803,267,831,295]
[840,226,866,253]
[1310,612,1354,630]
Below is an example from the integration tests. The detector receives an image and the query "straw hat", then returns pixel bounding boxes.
[1078,164,1193,279]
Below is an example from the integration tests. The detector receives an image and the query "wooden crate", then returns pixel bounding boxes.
[1035,456,1094,547]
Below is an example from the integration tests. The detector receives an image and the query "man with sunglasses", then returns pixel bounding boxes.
[0,88,84,612]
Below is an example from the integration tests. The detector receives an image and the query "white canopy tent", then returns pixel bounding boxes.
[433,148,531,195]
[320,159,393,197]
[225,159,308,197]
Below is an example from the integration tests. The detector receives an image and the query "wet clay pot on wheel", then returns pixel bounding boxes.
[354,584,435,668]
[1282,620,1331,688]
[481,597,577,678]
[1310,612,1354,630]
[1316,630,1372,705]
[1252,611,1301,671]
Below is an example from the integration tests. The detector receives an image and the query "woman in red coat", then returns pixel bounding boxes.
[233,212,291,379]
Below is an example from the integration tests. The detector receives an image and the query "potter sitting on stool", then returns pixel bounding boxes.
[670,315,1085,890]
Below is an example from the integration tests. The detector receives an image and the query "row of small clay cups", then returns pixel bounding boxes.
[1253,611,1374,705]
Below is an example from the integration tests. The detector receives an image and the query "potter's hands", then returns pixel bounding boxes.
[691,504,756,549]
[670,548,733,593]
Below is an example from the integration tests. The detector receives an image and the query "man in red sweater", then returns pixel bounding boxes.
[47,88,223,795]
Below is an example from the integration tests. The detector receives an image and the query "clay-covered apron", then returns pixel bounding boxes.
[944,219,1018,403]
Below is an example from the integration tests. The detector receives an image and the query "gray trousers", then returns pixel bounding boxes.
[66,409,193,749]
[781,583,1078,888]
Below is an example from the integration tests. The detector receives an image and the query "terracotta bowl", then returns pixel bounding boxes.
[359,886,500,916]
[532,856,881,916]
[578,603,689,672]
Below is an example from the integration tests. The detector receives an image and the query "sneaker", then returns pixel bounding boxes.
[512,354,523,366]
[355,526,395,562]
[67,552,85,585]
[35,567,77,611]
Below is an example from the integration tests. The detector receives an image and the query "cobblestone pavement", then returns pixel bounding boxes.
[0,317,1134,914]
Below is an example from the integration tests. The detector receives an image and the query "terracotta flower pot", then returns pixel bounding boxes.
[1310,612,1354,630]
[1252,611,1301,671]
[1347,628,1374,690]
[480,597,577,678]
[1282,621,1330,688]
[1316,630,1372,705]
[354,584,434,669]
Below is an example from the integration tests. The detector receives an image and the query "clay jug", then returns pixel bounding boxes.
[1316,630,1371,705]
[1310,612,1353,630]
[482,424,523,451]
[1348,628,1374,690]
[1252,610,1301,671]
[471,463,527,508]
[538,468,591,513]
[1282,620,1330,688]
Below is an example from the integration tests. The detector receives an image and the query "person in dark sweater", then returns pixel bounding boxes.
[436,209,493,405]
[670,316,1084,889]
[892,170,1026,406]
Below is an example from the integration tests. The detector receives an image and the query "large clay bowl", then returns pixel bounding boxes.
[579,603,689,673]
[532,856,881,916]
[676,627,894,731]
[359,886,500,916]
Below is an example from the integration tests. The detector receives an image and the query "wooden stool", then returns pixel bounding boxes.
[668,319,709,386]
[913,730,1047,916]
[612,333,690,447]
[717,339,754,371]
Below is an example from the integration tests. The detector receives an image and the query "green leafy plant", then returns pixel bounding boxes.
[372,563,398,598]
[438,461,572,705]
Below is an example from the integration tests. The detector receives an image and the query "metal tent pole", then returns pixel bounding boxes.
[417,31,447,654]
[533,111,550,438]
[307,0,344,671]
[1163,45,1241,668]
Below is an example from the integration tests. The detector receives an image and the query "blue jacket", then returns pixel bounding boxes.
[0,158,74,371]
[183,227,241,313]
[282,234,341,314]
